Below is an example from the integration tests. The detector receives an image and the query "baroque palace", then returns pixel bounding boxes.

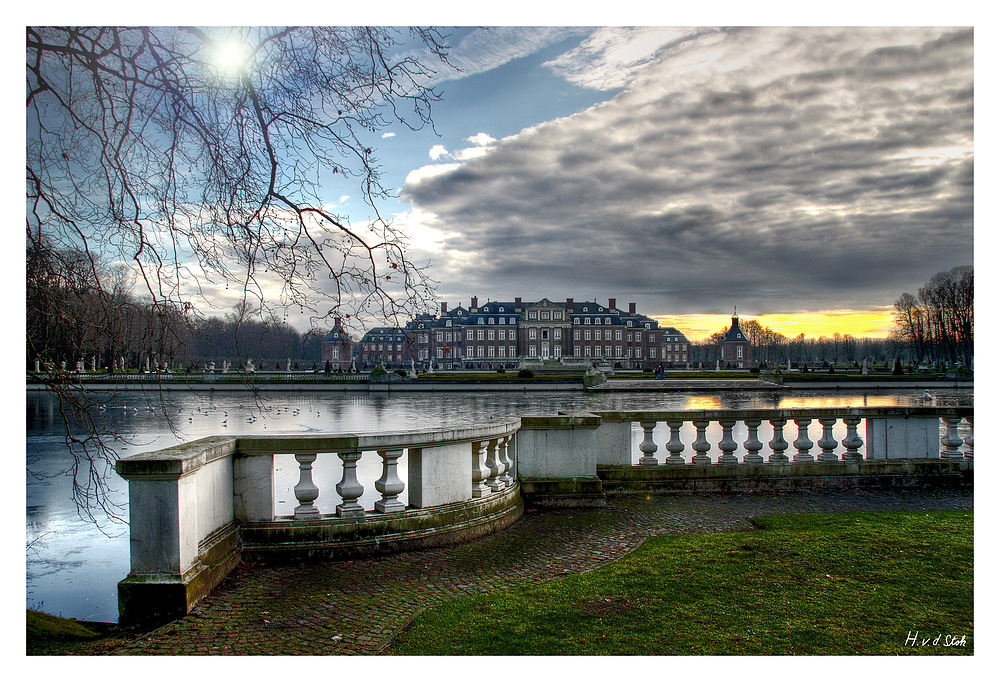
[327,297,690,371]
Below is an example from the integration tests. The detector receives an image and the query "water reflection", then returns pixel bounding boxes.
[25,386,971,622]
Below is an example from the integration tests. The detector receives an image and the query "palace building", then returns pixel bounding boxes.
[400,296,690,370]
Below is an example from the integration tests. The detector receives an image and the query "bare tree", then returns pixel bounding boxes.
[26,26,454,520]
[892,266,973,367]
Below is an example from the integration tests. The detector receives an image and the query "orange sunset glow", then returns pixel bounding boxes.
[655,308,896,343]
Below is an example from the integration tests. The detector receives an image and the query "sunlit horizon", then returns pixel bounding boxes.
[656,308,896,343]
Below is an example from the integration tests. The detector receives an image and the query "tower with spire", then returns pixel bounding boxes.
[719,306,751,369]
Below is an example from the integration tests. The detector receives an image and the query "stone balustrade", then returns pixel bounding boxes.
[116,418,521,626]
[587,407,974,466]
[516,406,973,505]
[116,405,972,625]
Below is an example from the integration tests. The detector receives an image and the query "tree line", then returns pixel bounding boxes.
[689,266,972,369]
[27,242,329,372]
[890,265,973,367]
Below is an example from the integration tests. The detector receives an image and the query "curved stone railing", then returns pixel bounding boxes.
[116,418,521,626]
[116,405,973,625]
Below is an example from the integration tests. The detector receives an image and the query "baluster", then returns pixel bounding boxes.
[471,441,490,497]
[374,448,405,513]
[717,420,738,465]
[768,418,789,463]
[940,417,964,460]
[792,418,814,462]
[665,419,686,465]
[485,438,502,492]
[293,452,321,519]
[498,435,515,487]
[638,421,659,466]
[963,417,973,460]
[691,419,711,464]
[743,419,764,464]
[841,415,864,461]
[335,450,365,518]
[817,418,839,462]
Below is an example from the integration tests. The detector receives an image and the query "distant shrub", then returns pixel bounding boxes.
[518,369,534,379]
[749,367,760,375]
[496,368,506,374]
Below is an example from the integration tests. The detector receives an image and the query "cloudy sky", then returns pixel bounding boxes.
[356,24,974,340]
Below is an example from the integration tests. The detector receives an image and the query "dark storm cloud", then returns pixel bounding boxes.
[400,27,973,314]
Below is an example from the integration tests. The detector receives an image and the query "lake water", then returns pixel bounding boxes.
[26,386,972,623]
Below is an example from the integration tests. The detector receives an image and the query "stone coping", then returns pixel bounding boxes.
[117,419,521,479]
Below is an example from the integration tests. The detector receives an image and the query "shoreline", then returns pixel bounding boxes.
[25,379,973,392]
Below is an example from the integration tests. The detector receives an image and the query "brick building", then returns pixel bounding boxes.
[719,310,752,368]
[403,296,689,370]
[319,318,354,371]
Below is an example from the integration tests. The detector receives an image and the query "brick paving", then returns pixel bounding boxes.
[113,488,972,655]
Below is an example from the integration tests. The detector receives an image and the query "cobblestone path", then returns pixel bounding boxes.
[114,489,972,655]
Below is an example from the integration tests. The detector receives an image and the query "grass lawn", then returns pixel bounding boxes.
[387,510,973,656]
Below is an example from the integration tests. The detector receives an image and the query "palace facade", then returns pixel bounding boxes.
[396,297,689,370]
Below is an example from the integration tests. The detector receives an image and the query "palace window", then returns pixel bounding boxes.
[488,329,495,341]
[477,329,484,340]
[554,328,561,340]
[529,328,537,339]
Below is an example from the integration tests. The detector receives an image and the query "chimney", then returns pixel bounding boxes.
[471,296,478,311]
[608,298,616,311]
[566,298,574,313]
[515,297,522,312]
[441,302,448,315]
[629,302,636,315]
